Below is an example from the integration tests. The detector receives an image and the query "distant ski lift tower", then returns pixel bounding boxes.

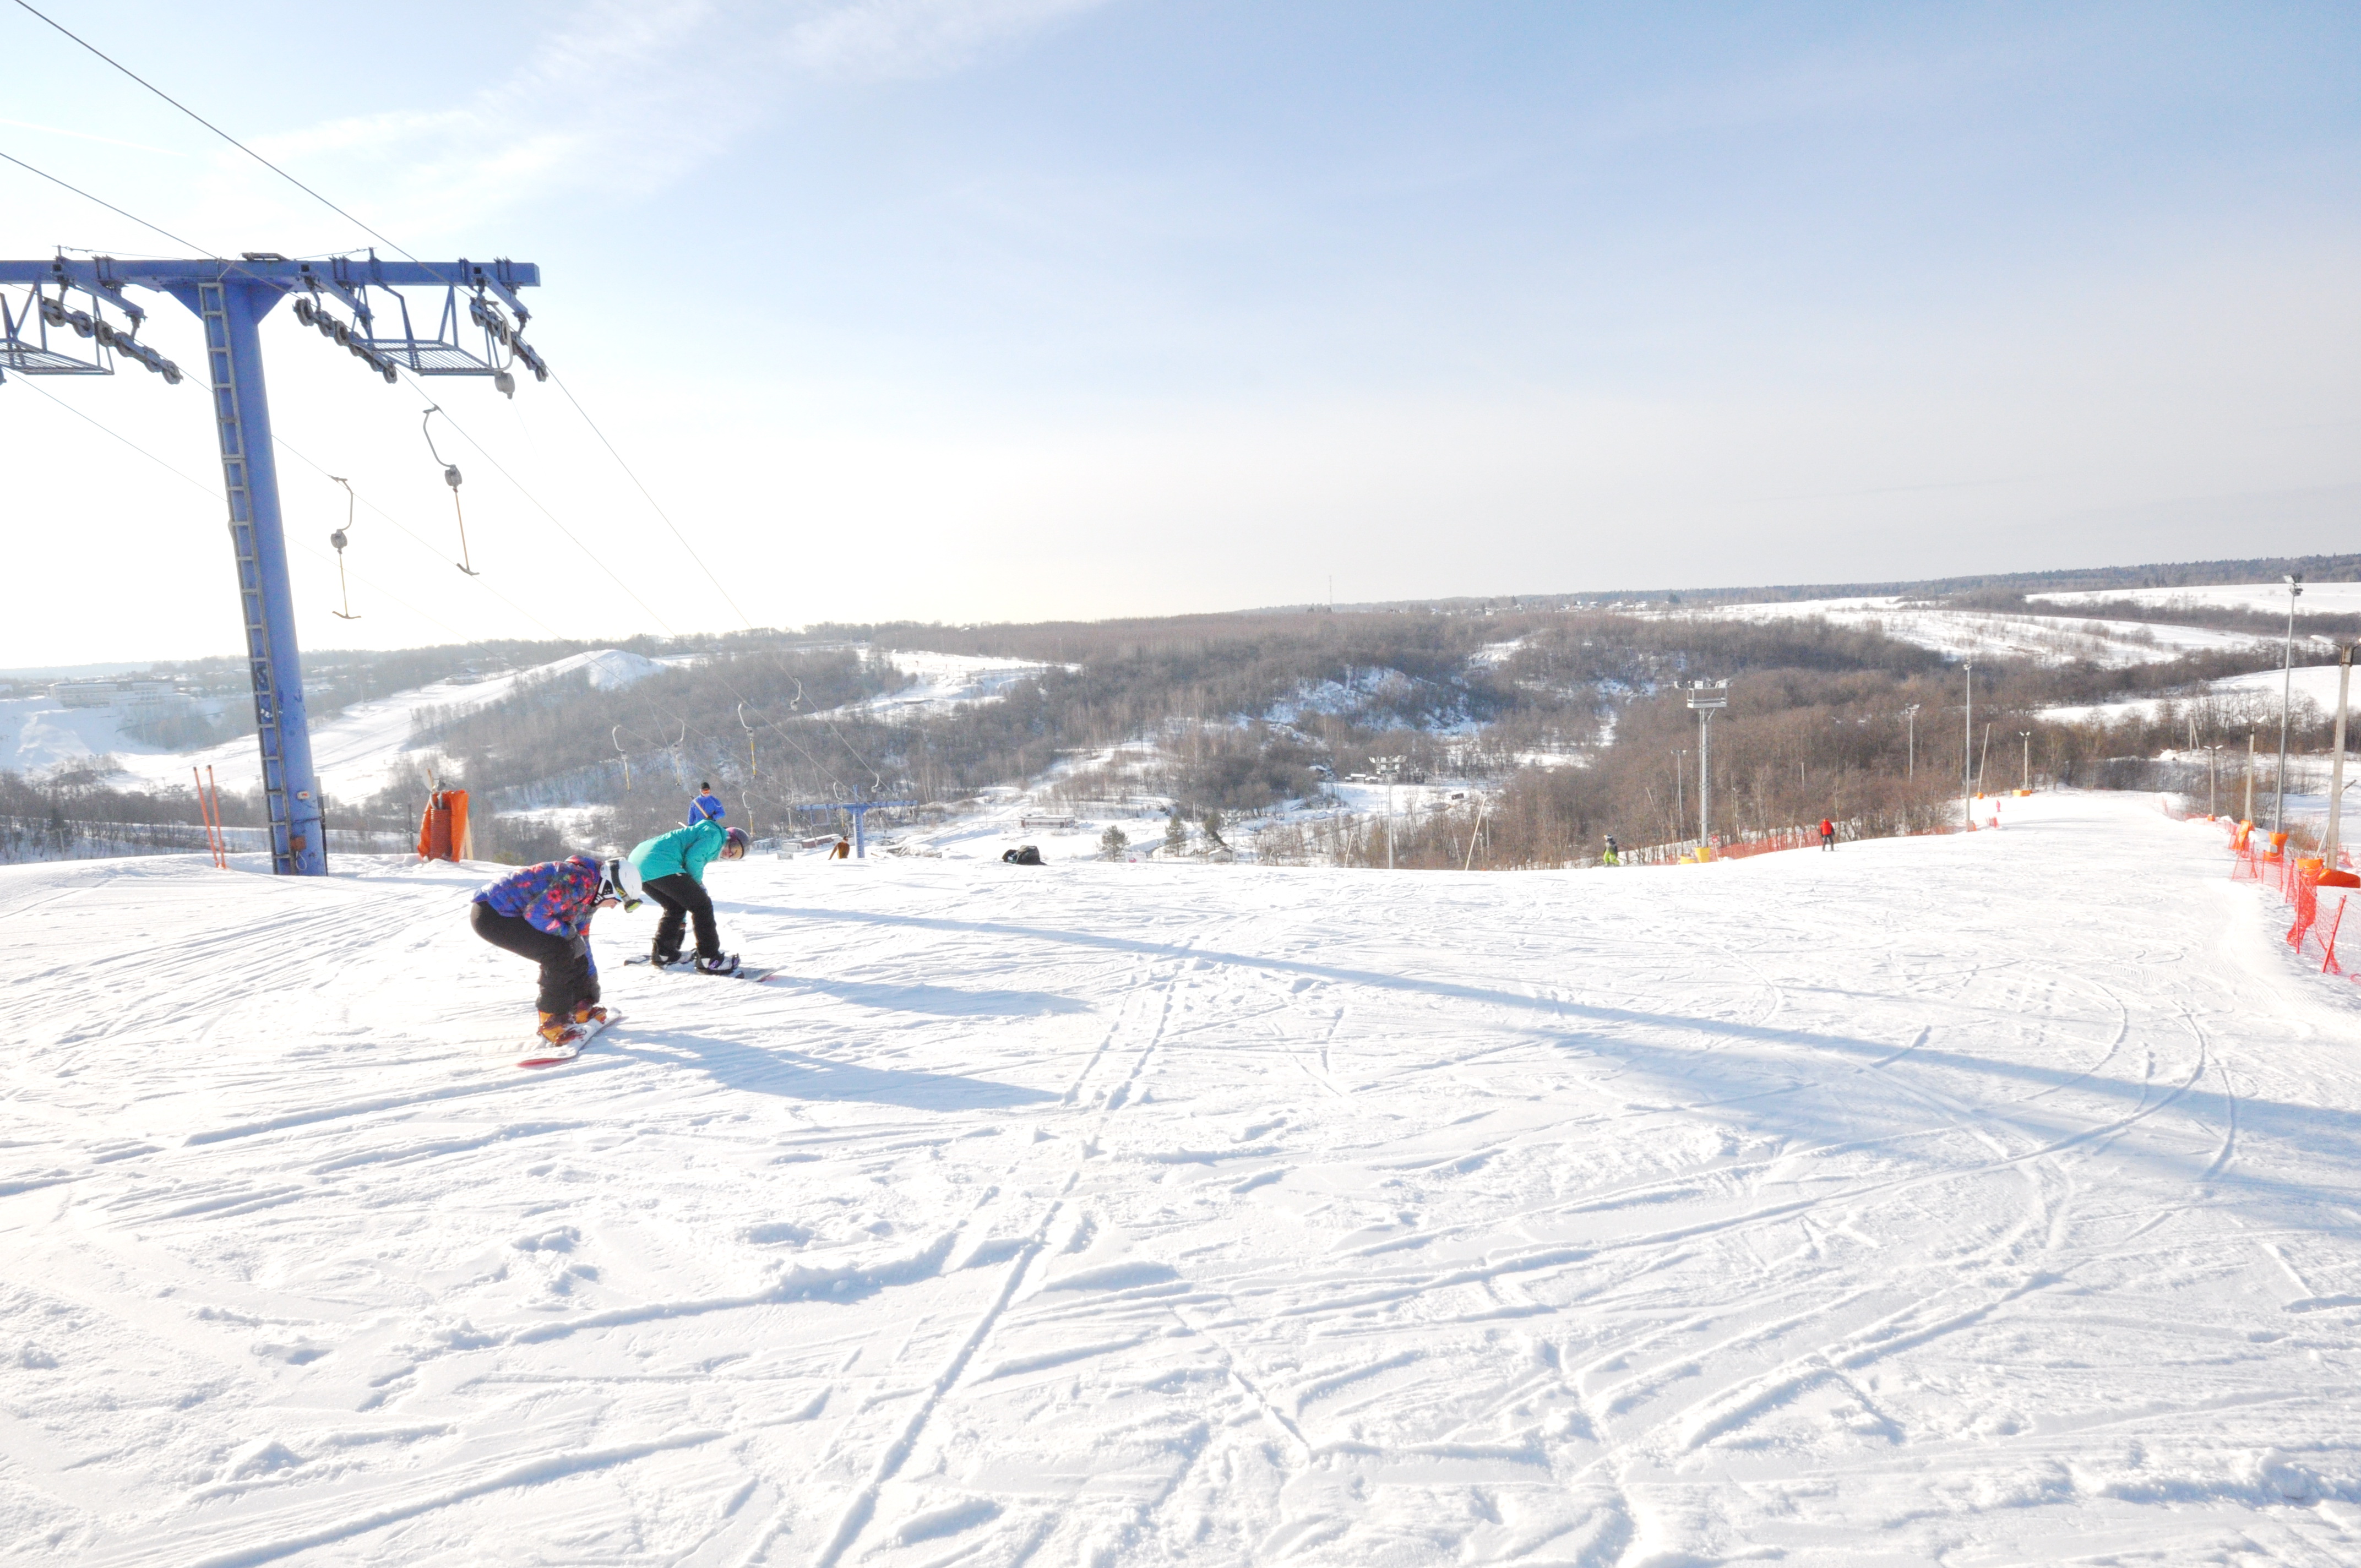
[0,253,545,874]
[1683,680,1728,852]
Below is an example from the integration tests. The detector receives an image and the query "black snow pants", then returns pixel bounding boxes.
[641,873,720,962]
[470,900,599,1015]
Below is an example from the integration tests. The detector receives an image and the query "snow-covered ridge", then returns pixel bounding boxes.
[1664,595,2289,666]
[2032,582,2361,617]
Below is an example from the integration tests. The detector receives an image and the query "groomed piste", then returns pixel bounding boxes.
[6,791,2361,1565]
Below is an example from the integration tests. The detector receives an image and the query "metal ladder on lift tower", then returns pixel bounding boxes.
[198,281,296,873]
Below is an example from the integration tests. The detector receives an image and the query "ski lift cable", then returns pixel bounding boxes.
[14,377,477,640]
[388,378,860,788]
[269,438,568,640]
[533,363,884,783]
[388,372,678,634]
[6,138,757,790]
[18,49,890,806]
[10,0,417,263]
[547,370,754,627]
[0,145,564,651]
[0,150,208,254]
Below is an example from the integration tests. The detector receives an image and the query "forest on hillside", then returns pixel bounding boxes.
[11,592,2325,867]
[342,604,2310,864]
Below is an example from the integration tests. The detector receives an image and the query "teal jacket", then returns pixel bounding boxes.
[630,819,726,883]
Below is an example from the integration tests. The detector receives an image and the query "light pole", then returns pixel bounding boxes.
[1963,660,1974,830]
[1673,749,1688,841]
[2276,573,2303,833]
[2019,730,2032,792]
[1377,755,1401,870]
[1905,704,1920,780]
[1685,680,1730,853]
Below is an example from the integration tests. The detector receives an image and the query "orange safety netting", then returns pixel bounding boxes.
[2218,814,2360,976]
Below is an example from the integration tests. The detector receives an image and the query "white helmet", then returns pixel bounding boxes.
[599,856,644,910]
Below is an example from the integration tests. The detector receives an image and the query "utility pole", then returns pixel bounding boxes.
[1905,704,1920,780]
[3,253,545,875]
[1673,749,1687,841]
[2019,729,2032,792]
[1376,756,1401,870]
[1684,681,1729,853]
[2246,732,2256,823]
[2276,573,2303,834]
[2331,643,2354,866]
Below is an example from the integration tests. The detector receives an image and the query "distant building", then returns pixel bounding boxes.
[51,679,182,710]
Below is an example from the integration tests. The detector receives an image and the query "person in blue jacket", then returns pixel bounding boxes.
[471,854,641,1042]
[630,820,750,972]
[687,783,726,828]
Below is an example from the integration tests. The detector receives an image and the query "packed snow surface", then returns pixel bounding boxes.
[1674,597,2289,666]
[8,793,2361,1564]
[2034,582,2361,618]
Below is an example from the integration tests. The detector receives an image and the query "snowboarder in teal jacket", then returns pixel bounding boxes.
[629,820,749,971]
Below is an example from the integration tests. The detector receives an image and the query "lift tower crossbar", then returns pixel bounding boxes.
[1,254,542,875]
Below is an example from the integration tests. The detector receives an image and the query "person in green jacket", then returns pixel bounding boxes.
[628,820,750,972]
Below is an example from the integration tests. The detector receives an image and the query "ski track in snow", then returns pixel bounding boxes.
[6,794,2361,1564]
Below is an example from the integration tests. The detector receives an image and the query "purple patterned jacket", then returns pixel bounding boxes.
[474,855,605,940]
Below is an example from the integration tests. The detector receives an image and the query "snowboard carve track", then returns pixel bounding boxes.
[12,797,2361,1565]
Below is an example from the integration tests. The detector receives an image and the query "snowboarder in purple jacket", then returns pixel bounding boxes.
[471,854,641,1043]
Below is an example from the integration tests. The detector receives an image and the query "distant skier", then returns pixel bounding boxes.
[1820,818,1836,851]
[687,782,726,828]
[829,835,851,860]
[630,819,750,973]
[1601,835,1622,867]
[471,853,641,1044]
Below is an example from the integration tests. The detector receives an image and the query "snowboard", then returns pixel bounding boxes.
[516,1010,620,1069]
[624,955,776,983]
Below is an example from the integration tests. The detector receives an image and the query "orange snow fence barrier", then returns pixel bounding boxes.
[416,790,471,863]
[2215,811,2361,975]
[1619,815,1968,867]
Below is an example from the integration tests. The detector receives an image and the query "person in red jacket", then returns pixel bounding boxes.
[1820,818,1836,851]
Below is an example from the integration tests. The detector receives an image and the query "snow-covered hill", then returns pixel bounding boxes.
[840,650,1065,718]
[2033,582,2361,618]
[7,792,2361,1564]
[2047,662,2355,727]
[3,649,669,802]
[1671,596,2293,666]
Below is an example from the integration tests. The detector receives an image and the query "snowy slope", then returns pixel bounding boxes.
[92,649,669,803]
[2034,582,2361,617]
[1674,597,2291,666]
[847,651,1062,718]
[2047,661,2356,726]
[0,696,189,776]
[7,794,2361,1564]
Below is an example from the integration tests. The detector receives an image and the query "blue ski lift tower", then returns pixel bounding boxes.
[1,252,545,874]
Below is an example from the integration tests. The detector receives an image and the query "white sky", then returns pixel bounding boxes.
[4,1,2358,663]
